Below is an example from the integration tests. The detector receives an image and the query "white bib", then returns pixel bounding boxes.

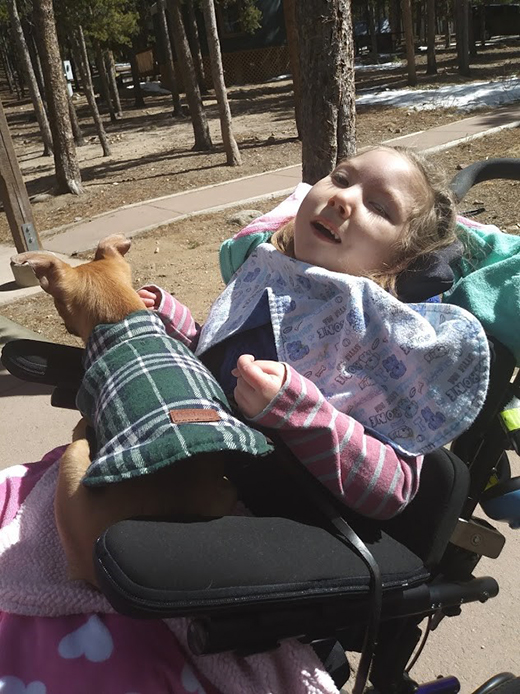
[196,244,490,456]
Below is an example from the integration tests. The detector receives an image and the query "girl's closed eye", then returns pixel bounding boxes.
[370,201,390,219]
[331,171,349,187]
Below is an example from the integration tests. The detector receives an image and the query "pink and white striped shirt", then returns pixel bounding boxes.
[145,285,423,520]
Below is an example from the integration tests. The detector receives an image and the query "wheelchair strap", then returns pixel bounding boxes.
[274,442,382,694]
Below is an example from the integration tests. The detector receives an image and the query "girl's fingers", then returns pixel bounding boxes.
[137,288,158,309]
[235,355,284,388]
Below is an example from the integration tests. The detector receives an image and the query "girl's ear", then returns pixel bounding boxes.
[95,234,131,260]
[10,251,68,296]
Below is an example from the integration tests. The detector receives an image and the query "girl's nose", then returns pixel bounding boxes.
[328,190,353,218]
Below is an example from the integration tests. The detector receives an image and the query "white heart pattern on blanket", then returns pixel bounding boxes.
[0,677,46,694]
[181,664,207,694]
[58,615,114,662]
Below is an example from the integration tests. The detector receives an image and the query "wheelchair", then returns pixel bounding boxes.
[2,158,520,694]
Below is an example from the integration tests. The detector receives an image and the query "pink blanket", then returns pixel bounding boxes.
[0,447,339,694]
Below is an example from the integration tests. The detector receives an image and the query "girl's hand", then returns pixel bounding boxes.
[137,288,160,309]
[232,354,286,418]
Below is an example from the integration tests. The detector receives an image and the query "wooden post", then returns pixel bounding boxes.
[0,96,42,251]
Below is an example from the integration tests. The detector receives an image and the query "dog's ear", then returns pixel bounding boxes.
[95,235,131,260]
[11,251,68,296]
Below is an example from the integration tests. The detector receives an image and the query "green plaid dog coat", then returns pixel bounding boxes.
[77,310,273,486]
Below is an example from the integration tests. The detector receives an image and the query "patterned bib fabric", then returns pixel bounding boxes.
[78,311,273,486]
[196,244,490,457]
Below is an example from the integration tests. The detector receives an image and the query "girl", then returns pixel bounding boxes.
[139,145,489,520]
[0,146,488,694]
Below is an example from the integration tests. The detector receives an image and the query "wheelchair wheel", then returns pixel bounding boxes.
[471,673,520,694]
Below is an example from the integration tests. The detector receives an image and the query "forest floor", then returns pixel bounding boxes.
[1,38,520,345]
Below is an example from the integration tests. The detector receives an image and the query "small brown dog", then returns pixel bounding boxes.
[13,235,238,586]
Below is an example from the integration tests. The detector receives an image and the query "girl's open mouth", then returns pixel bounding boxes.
[312,220,341,243]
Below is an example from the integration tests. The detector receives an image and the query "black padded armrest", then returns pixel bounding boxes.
[95,515,429,620]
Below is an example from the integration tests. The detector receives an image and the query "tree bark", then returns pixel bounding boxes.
[104,49,123,118]
[74,28,111,156]
[68,93,85,146]
[158,0,183,116]
[32,0,83,194]
[367,0,379,62]
[94,40,117,123]
[7,0,53,156]
[28,29,46,100]
[282,0,302,139]
[456,0,470,76]
[1,38,17,95]
[296,0,356,184]
[426,0,437,74]
[444,0,451,49]
[128,47,145,108]
[185,0,207,93]
[389,0,401,48]
[167,0,212,151]
[401,0,417,86]
[201,0,240,165]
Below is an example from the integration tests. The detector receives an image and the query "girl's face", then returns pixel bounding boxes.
[293,149,423,276]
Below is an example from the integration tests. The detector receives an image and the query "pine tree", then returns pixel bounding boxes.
[7,0,53,155]
[33,0,83,194]
[297,0,356,183]
[202,0,240,165]
[167,0,212,151]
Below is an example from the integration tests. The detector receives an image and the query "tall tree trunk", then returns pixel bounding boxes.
[167,0,212,151]
[367,0,379,62]
[1,40,17,94]
[444,0,451,49]
[32,0,83,194]
[68,92,85,146]
[401,0,417,86]
[185,0,207,93]
[7,0,53,156]
[26,22,47,99]
[94,40,117,123]
[426,0,437,74]
[282,0,302,139]
[74,28,111,156]
[128,47,145,107]
[104,49,123,118]
[389,0,401,49]
[468,4,476,58]
[158,0,183,116]
[201,0,240,165]
[297,0,356,184]
[456,0,470,76]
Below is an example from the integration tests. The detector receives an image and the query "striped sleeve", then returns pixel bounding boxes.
[139,285,201,351]
[251,364,423,520]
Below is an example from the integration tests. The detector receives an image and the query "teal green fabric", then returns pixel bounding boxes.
[444,221,520,364]
[220,231,271,284]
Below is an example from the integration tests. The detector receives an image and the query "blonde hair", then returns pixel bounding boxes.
[272,145,458,295]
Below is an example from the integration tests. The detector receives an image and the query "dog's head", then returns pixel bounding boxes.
[12,235,144,342]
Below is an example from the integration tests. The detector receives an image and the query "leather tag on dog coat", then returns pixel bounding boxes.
[170,408,221,424]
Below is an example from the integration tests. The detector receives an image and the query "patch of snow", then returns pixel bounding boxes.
[356,76,520,111]
[124,82,171,95]
[355,60,404,72]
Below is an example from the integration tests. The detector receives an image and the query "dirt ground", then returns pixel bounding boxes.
[1,38,520,345]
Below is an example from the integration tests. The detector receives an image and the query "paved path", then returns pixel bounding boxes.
[0,105,519,691]
[1,102,519,308]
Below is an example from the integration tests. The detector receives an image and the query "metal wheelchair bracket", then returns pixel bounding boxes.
[450,518,505,559]
[21,222,40,251]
